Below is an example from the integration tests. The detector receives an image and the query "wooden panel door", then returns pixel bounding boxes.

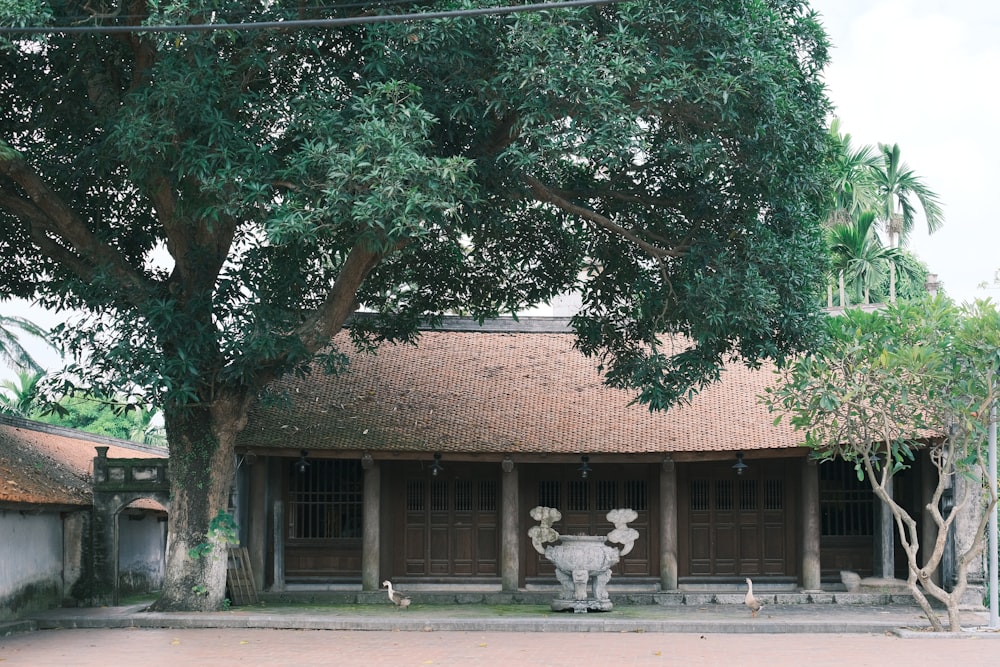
[680,460,796,577]
[400,464,499,577]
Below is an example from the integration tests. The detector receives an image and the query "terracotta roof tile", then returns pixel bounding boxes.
[239,327,802,456]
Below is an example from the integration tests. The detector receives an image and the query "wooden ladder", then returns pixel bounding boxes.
[226,545,259,606]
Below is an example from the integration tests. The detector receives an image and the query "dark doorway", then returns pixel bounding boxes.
[284,458,363,579]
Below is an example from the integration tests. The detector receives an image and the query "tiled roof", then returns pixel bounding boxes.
[238,321,804,456]
[0,416,165,508]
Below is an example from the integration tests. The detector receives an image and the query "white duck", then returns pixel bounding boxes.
[744,577,762,618]
[382,580,412,610]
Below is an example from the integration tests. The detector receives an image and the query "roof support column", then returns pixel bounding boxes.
[362,461,381,591]
[920,452,940,587]
[659,456,678,590]
[271,500,285,592]
[501,462,520,592]
[801,457,821,591]
[874,476,895,579]
[247,459,267,592]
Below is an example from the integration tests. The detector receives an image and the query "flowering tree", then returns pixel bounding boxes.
[767,298,1000,631]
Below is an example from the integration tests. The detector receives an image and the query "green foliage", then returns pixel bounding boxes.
[822,122,941,306]
[0,313,51,373]
[188,510,239,560]
[767,297,1000,632]
[0,0,832,414]
[767,297,1000,476]
[30,391,164,445]
[0,0,51,38]
[0,368,42,416]
[1,0,833,608]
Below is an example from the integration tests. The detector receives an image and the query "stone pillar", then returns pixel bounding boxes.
[91,448,117,605]
[801,458,821,591]
[920,452,941,586]
[659,456,678,590]
[501,461,520,592]
[362,461,381,591]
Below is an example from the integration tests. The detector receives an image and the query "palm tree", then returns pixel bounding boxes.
[825,119,880,228]
[0,314,49,373]
[827,211,902,306]
[0,369,44,417]
[871,143,945,302]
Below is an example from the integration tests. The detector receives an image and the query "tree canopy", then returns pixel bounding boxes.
[1,0,833,609]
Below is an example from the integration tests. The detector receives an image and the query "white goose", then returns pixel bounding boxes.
[382,580,412,610]
[744,577,763,618]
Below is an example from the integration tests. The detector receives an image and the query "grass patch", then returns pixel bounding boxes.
[483,604,551,616]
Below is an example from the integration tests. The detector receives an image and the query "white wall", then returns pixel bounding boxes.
[0,510,64,619]
[118,512,166,594]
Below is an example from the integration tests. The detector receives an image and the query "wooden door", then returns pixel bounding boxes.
[680,460,796,577]
[399,464,499,577]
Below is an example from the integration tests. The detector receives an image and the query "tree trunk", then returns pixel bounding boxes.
[869,476,948,631]
[149,393,248,611]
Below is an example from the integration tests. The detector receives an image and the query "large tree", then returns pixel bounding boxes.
[767,298,1000,631]
[0,1,832,610]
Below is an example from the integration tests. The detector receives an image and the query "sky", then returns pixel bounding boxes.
[4,0,999,373]
[811,0,1000,304]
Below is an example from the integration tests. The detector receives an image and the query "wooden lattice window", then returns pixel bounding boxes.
[538,480,560,508]
[479,480,498,512]
[820,461,873,537]
[567,480,589,511]
[596,480,617,511]
[740,479,757,511]
[288,459,363,540]
[623,479,648,512]
[690,480,709,511]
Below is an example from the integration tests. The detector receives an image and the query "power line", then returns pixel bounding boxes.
[0,0,626,35]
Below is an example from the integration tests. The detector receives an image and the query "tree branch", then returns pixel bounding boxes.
[0,155,151,303]
[523,174,687,260]
[251,238,390,388]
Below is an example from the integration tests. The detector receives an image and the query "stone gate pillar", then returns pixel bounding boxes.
[801,458,821,591]
[90,448,170,605]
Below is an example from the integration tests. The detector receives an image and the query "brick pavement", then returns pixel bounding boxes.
[2,628,1000,667]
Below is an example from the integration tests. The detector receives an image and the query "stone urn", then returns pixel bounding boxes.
[528,506,639,613]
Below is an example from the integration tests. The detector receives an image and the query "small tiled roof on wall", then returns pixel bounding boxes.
[0,416,165,508]
[238,318,804,457]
